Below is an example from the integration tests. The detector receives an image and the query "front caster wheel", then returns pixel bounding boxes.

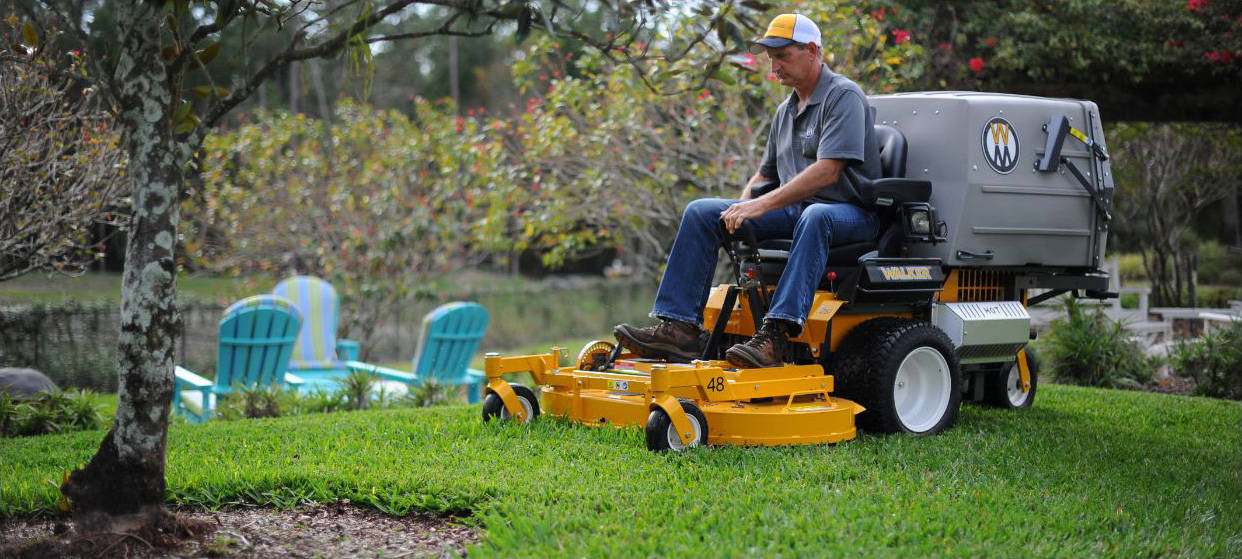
[481,383,540,424]
[984,348,1039,409]
[645,400,707,452]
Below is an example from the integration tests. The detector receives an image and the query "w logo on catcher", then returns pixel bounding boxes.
[981,117,1019,174]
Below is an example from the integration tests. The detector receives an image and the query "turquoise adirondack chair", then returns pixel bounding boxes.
[173,295,304,422]
[272,276,372,391]
[347,302,490,403]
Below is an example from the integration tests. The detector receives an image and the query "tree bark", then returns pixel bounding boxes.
[61,0,184,532]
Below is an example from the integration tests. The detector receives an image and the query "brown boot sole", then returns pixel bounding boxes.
[613,325,701,362]
[724,344,782,368]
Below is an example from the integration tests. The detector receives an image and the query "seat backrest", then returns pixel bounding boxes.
[216,295,302,388]
[273,276,341,364]
[412,302,490,381]
[874,124,908,179]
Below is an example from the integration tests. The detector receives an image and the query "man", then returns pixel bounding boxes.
[613,13,881,368]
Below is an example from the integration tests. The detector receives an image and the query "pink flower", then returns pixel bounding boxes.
[892,29,911,45]
[766,72,778,81]
[743,53,758,68]
[969,57,986,73]
[1203,50,1220,61]
[1186,0,1207,12]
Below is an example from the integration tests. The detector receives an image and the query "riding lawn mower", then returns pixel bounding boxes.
[481,92,1115,452]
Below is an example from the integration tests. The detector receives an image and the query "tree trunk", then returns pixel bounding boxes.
[1224,185,1241,247]
[61,1,183,532]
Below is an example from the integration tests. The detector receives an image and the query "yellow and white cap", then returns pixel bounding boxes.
[750,13,821,53]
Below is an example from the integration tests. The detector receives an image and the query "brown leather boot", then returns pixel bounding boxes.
[614,319,703,362]
[725,320,791,368]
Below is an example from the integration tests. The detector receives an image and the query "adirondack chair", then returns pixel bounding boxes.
[272,276,371,391]
[173,295,304,423]
[347,302,490,403]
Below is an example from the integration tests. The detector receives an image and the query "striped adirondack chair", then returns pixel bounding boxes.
[348,302,490,403]
[173,295,304,422]
[272,276,371,391]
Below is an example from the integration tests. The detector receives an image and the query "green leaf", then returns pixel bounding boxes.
[195,42,221,66]
[172,100,191,123]
[21,22,37,48]
[190,86,229,99]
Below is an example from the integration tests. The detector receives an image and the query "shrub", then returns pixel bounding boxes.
[1114,253,1148,282]
[1196,240,1242,286]
[215,385,292,421]
[0,389,103,437]
[1171,320,1242,400]
[1038,298,1158,389]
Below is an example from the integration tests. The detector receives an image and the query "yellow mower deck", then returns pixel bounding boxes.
[483,348,863,448]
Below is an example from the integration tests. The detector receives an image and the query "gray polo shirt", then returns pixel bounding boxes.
[758,63,880,206]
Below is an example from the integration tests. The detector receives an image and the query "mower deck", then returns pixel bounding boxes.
[483,348,863,448]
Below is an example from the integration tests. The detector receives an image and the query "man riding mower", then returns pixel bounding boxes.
[480,14,1115,452]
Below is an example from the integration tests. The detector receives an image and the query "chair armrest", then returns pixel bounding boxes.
[336,339,361,361]
[174,366,213,389]
[865,178,933,206]
[283,373,306,387]
[344,360,416,383]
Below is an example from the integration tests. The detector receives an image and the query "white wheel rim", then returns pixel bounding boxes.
[499,395,534,424]
[1005,363,1031,407]
[665,413,702,451]
[893,346,952,433]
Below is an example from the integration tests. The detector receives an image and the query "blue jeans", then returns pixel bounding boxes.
[652,198,878,329]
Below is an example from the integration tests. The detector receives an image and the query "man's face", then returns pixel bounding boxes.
[764,43,819,88]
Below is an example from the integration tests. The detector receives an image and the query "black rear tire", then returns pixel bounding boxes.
[984,348,1039,409]
[481,382,540,423]
[645,400,707,452]
[833,318,963,435]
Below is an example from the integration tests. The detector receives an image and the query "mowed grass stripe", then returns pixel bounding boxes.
[2,383,1238,558]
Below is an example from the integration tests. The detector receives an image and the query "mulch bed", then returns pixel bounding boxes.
[0,501,478,558]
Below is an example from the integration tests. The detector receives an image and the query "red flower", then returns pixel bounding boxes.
[1203,50,1220,61]
[892,29,911,45]
[1186,0,1207,12]
[938,43,952,52]
[969,57,986,73]
[743,53,758,68]
[766,72,778,81]
[455,116,463,133]
[985,37,997,47]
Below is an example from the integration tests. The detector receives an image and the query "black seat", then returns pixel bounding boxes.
[747,124,920,273]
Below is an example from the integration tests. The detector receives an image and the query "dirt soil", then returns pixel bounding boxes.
[0,502,479,558]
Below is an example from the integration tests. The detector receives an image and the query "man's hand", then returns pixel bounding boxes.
[720,198,769,234]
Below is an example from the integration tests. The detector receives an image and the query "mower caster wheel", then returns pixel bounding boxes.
[482,383,540,424]
[645,400,707,452]
[984,348,1039,409]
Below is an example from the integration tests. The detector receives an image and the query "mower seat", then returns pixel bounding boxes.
[748,125,926,273]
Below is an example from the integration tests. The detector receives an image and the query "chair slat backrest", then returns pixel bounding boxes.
[412,302,489,381]
[273,276,340,365]
[215,295,302,389]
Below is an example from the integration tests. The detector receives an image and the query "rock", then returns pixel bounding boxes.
[0,368,58,398]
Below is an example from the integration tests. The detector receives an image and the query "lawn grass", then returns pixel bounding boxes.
[3,385,1238,558]
[0,272,274,305]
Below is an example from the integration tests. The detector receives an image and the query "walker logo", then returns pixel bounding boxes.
[981,117,1020,174]
[879,266,933,281]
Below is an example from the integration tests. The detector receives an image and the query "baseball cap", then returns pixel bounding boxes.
[750,13,821,53]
